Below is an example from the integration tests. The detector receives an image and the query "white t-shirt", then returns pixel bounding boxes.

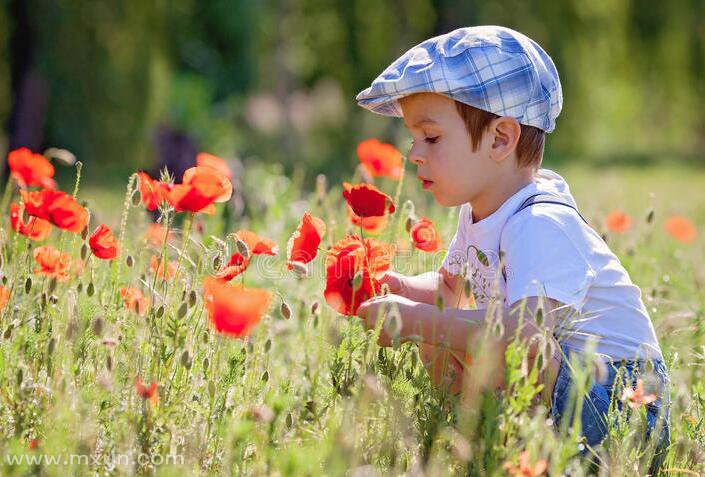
[441,168,662,360]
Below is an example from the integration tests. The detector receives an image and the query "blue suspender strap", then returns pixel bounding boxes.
[514,193,589,225]
[500,193,589,283]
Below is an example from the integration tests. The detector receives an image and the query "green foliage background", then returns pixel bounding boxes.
[0,0,704,178]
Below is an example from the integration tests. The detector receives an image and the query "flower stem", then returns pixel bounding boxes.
[386,157,407,243]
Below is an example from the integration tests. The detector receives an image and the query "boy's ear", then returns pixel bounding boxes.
[488,116,521,163]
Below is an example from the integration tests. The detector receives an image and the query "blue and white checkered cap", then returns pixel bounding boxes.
[355,26,563,133]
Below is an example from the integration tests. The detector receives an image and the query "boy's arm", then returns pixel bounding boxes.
[380,267,470,308]
[358,294,562,356]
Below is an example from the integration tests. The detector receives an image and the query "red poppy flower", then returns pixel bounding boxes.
[342,182,395,218]
[20,189,88,234]
[214,253,251,281]
[7,147,56,189]
[137,172,171,211]
[347,205,388,234]
[203,277,272,338]
[324,235,394,316]
[286,212,326,269]
[232,229,278,255]
[410,216,442,252]
[167,166,232,214]
[665,215,697,243]
[149,255,177,281]
[10,203,52,241]
[135,377,159,406]
[89,224,118,259]
[605,209,632,233]
[196,152,232,179]
[356,138,403,180]
[33,245,71,281]
[46,193,89,234]
[0,286,9,311]
[120,287,150,315]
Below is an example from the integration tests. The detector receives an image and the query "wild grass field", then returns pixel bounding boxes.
[0,147,704,476]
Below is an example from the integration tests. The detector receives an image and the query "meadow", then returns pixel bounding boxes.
[0,144,704,477]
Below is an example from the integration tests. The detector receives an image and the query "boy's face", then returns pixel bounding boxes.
[400,93,498,208]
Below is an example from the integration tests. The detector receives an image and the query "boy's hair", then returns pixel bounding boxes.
[454,101,544,169]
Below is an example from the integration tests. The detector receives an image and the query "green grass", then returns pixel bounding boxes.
[0,161,704,476]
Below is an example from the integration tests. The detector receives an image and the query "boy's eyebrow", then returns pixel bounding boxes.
[402,117,437,129]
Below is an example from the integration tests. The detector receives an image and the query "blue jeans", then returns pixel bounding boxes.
[550,343,671,473]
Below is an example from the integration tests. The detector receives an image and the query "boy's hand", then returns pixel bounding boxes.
[356,293,423,347]
[378,271,407,295]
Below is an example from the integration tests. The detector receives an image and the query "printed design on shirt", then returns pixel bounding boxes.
[446,244,504,306]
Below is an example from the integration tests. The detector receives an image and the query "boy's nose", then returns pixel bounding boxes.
[407,146,425,166]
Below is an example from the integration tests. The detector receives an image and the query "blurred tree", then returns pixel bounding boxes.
[0,0,704,181]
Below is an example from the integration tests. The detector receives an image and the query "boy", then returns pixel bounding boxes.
[354,26,669,468]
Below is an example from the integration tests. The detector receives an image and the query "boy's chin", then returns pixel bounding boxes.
[432,191,463,208]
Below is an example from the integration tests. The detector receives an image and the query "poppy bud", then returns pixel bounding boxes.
[180,350,192,369]
[25,277,32,294]
[125,255,134,268]
[405,217,414,233]
[48,277,58,294]
[212,255,222,271]
[92,316,104,337]
[280,302,292,320]
[285,412,293,428]
[106,354,113,371]
[235,238,250,260]
[646,208,655,224]
[177,302,188,319]
[203,356,210,371]
[316,173,327,199]
[3,325,13,340]
[189,290,197,308]
[535,307,544,326]
[76,282,83,293]
[352,271,363,290]
[156,305,165,318]
[43,147,76,166]
[87,282,95,297]
[80,244,88,260]
[310,301,320,315]
[16,368,23,387]
[264,338,272,353]
[131,190,141,207]
[81,226,89,241]
[208,380,216,398]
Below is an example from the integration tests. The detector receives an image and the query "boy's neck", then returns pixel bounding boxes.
[470,169,536,222]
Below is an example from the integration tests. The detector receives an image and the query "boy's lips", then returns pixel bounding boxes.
[419,177,434,189]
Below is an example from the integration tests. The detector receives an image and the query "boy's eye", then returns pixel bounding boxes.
[424,136,440,144]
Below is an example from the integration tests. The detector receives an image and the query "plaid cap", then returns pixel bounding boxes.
[355,26,562,133]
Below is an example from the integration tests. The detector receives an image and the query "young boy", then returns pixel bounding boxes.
[354,26,670,467]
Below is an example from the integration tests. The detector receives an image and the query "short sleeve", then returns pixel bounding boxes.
[441,205,470,276]
[500,212,596,310]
